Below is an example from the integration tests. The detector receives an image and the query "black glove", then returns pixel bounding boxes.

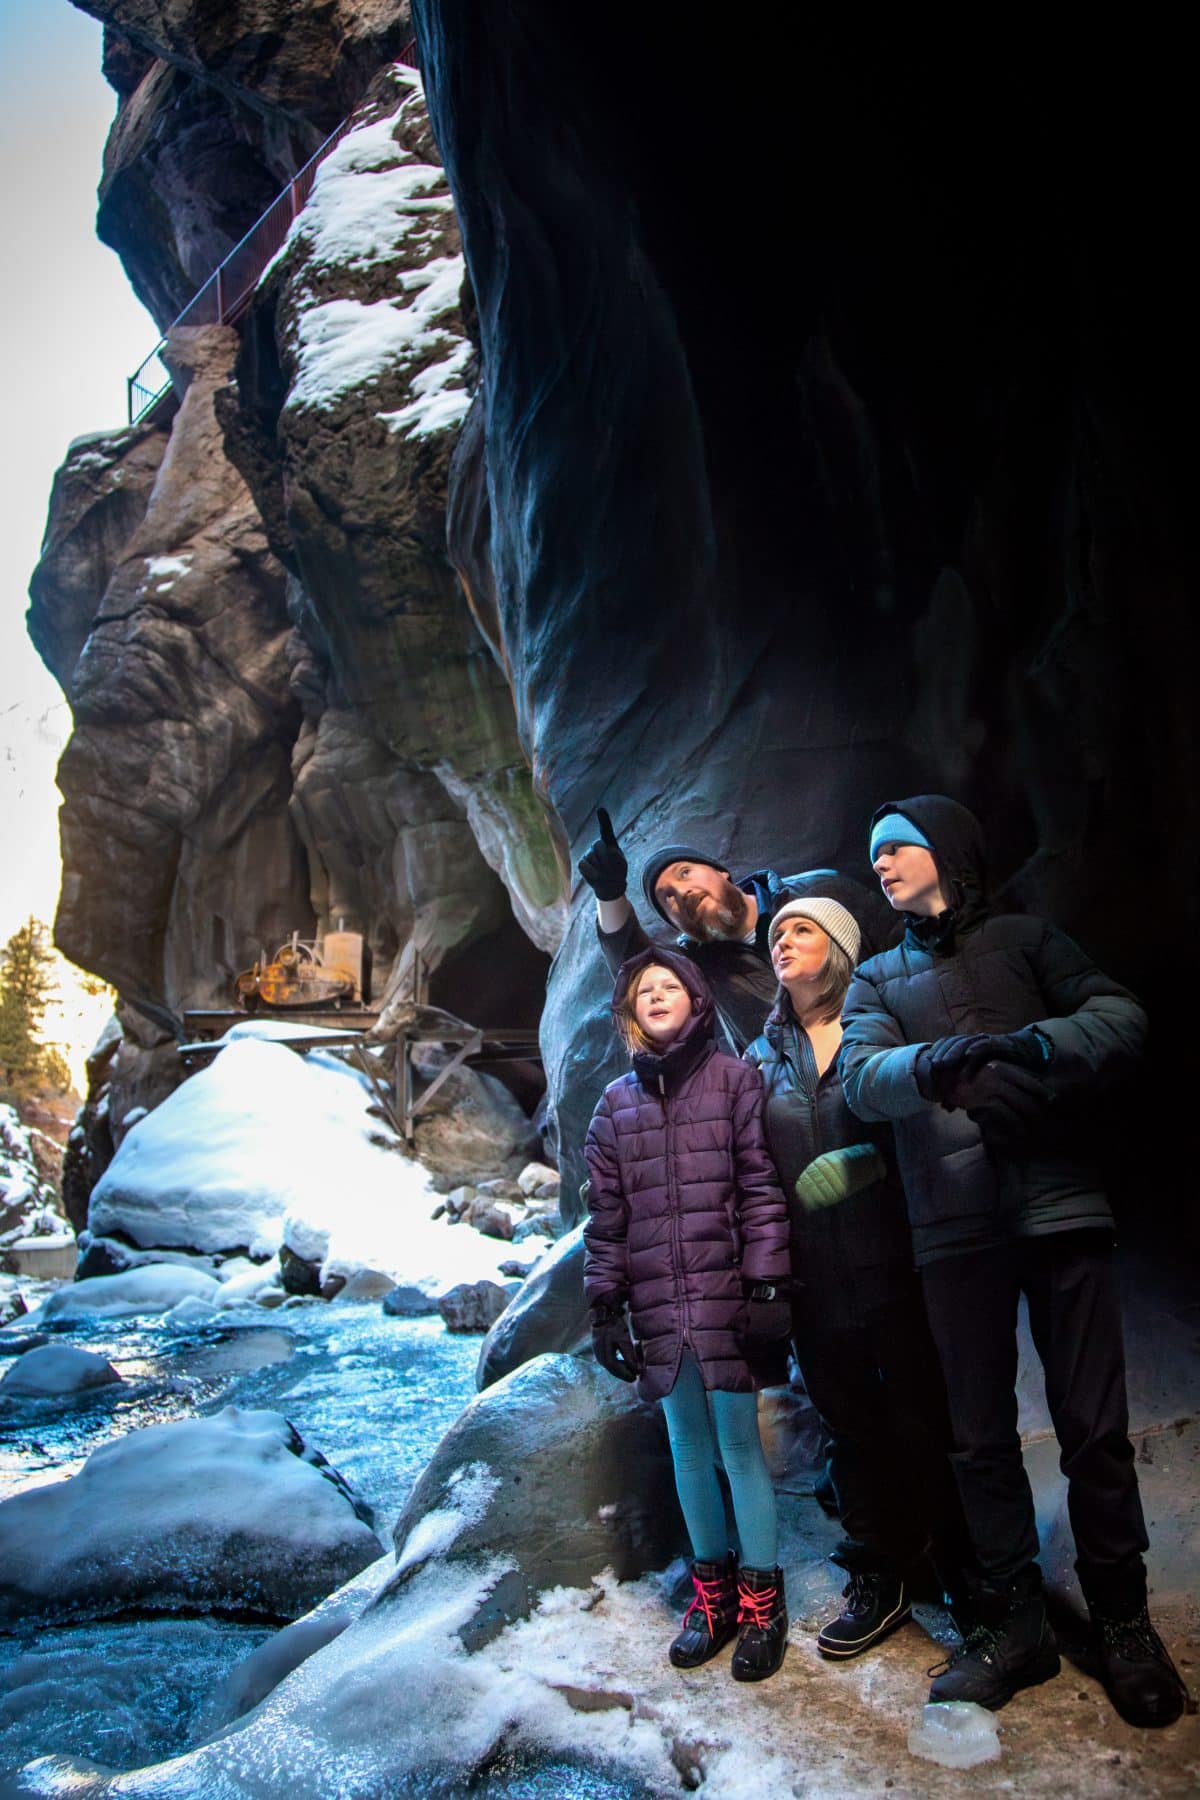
[590,1301,640,1382]
[915,1033,997,1104]
[956,1061,1054,1150]
[578,807,628,902]
[968,1026,1054,1073]
[738,1283,793,1350]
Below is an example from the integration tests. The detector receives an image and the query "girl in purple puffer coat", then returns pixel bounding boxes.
[583,947,792,1681]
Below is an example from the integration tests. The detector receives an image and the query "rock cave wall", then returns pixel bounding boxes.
[29,5,1199,1241]
[30,2,562,1164]
[414,4,1199,1226]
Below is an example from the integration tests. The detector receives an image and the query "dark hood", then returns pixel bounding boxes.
[612,946,717,1088]
[869,794,989,937]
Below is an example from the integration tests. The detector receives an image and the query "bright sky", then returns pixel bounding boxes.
[0,1,159,1081]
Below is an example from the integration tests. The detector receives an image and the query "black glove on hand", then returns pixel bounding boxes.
[578,807,628,902]
[972,1026,1054,1073]
[957,1061,1054,1150]
[738,1285,793,1350]
[915,1033,998,1104]
[590,1302,640,1382]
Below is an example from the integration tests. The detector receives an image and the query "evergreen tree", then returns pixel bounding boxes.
[0,917,62,1095]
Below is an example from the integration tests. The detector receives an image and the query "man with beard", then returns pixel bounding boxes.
[579,810,884,1054]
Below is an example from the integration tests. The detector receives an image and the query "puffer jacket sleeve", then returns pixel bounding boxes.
[596,911,652,982]
[840,969,931,1121]
[582,1088,631,1307]
[1026,923,1148,1092]
[730,1062,791,1284]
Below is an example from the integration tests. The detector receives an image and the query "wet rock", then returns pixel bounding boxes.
[511,1212,559,1245]
[384,1354,686,1639]
[331,1268,395,1302]
[468,1197,524,1241]
[476,1226,589,1389]
[381,1283,439,1317]
[0,1406,383,1628]
[0,1290,29,1328]
[408,1061,541,1190]
[516,1161,560,1199]
[437,1278,518,1333]
[0,1332,51,1358]
[0,1345,124,1399]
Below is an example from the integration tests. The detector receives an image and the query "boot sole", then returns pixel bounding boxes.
[931,1647,1061,1711]
[730,1642,788,1683]
[669,1625,739,1670]
[817,1604,913,1660]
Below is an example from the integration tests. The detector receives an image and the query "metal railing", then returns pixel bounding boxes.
[127,41,419,426]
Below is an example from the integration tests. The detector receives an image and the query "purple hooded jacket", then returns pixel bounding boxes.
[583,948,791,1402]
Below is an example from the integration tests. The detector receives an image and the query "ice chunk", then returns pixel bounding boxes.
[907,1701,1001,1768]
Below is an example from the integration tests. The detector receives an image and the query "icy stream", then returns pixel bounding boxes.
[0,1302,653,1795]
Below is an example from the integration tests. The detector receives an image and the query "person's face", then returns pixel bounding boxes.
[872,840,946,916]
[632,965,695,1045]
[770,916,830,986]
[653,861,744,939]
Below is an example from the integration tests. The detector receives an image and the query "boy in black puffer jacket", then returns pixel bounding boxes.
[840,795,1189,1729]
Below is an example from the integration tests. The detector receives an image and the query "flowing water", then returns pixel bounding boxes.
[0,1301,653,1796]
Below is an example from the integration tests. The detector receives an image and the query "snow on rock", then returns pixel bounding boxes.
[1,1104,67,1254]
[39,1264,222,1322]
[280,71,472,438]
[379,1354,685,1645]
[202,1551,396,1732]
[0,1344,122,1398]
[89,1035,518,1293]
[0,1407,383,1629]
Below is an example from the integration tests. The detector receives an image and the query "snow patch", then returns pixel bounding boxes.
[87,1037,515,1292]
[40,1263,222,1321]
[394,1462,499,1575]
[145,554,190,579]
[288,254,466,413]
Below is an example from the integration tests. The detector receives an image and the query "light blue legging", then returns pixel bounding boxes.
[660,1352,778,1569]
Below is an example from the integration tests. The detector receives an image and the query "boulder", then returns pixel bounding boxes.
[383,1354,686,1645]
[516,1161,560,1198]
[331,1268,395,1302]
[381,1283,440,1318]
[437,1279,518,1333]
[476,1226,589,1389]
[0,1406,383,1628]
[41,1264,223,1322]
[0,1345,124,1399]
[467,1197,524,1241]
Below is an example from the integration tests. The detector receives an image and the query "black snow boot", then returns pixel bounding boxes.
[1090,1604,1195,1728]
[731,1565,789,1682]
[928,1566,1059,1710]
[669,1553,740,1669]
[817,1571,911,1659]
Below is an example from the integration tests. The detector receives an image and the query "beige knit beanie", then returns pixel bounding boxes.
[768,897,861,964]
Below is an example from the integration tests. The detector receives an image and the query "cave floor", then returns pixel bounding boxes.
[483,1472,1199,1799]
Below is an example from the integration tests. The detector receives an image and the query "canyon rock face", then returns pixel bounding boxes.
[32,5,1198,1251]
[415,4,1198,1227]
[32,14,558,1167]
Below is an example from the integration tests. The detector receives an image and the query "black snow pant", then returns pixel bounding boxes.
[792,1286,973,1591]
[919,1229,1149,1617]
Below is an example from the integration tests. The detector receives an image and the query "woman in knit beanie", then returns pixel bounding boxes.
[744,897,971,1660]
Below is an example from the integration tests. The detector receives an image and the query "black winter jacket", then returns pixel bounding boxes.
[840,796,1148,1267]
[744,1009,915,1331]
[600,868,889,1055]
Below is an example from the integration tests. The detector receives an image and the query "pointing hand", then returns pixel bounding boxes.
[579,807,629,901]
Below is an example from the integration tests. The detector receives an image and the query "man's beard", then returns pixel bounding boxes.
[675,886,752,942]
